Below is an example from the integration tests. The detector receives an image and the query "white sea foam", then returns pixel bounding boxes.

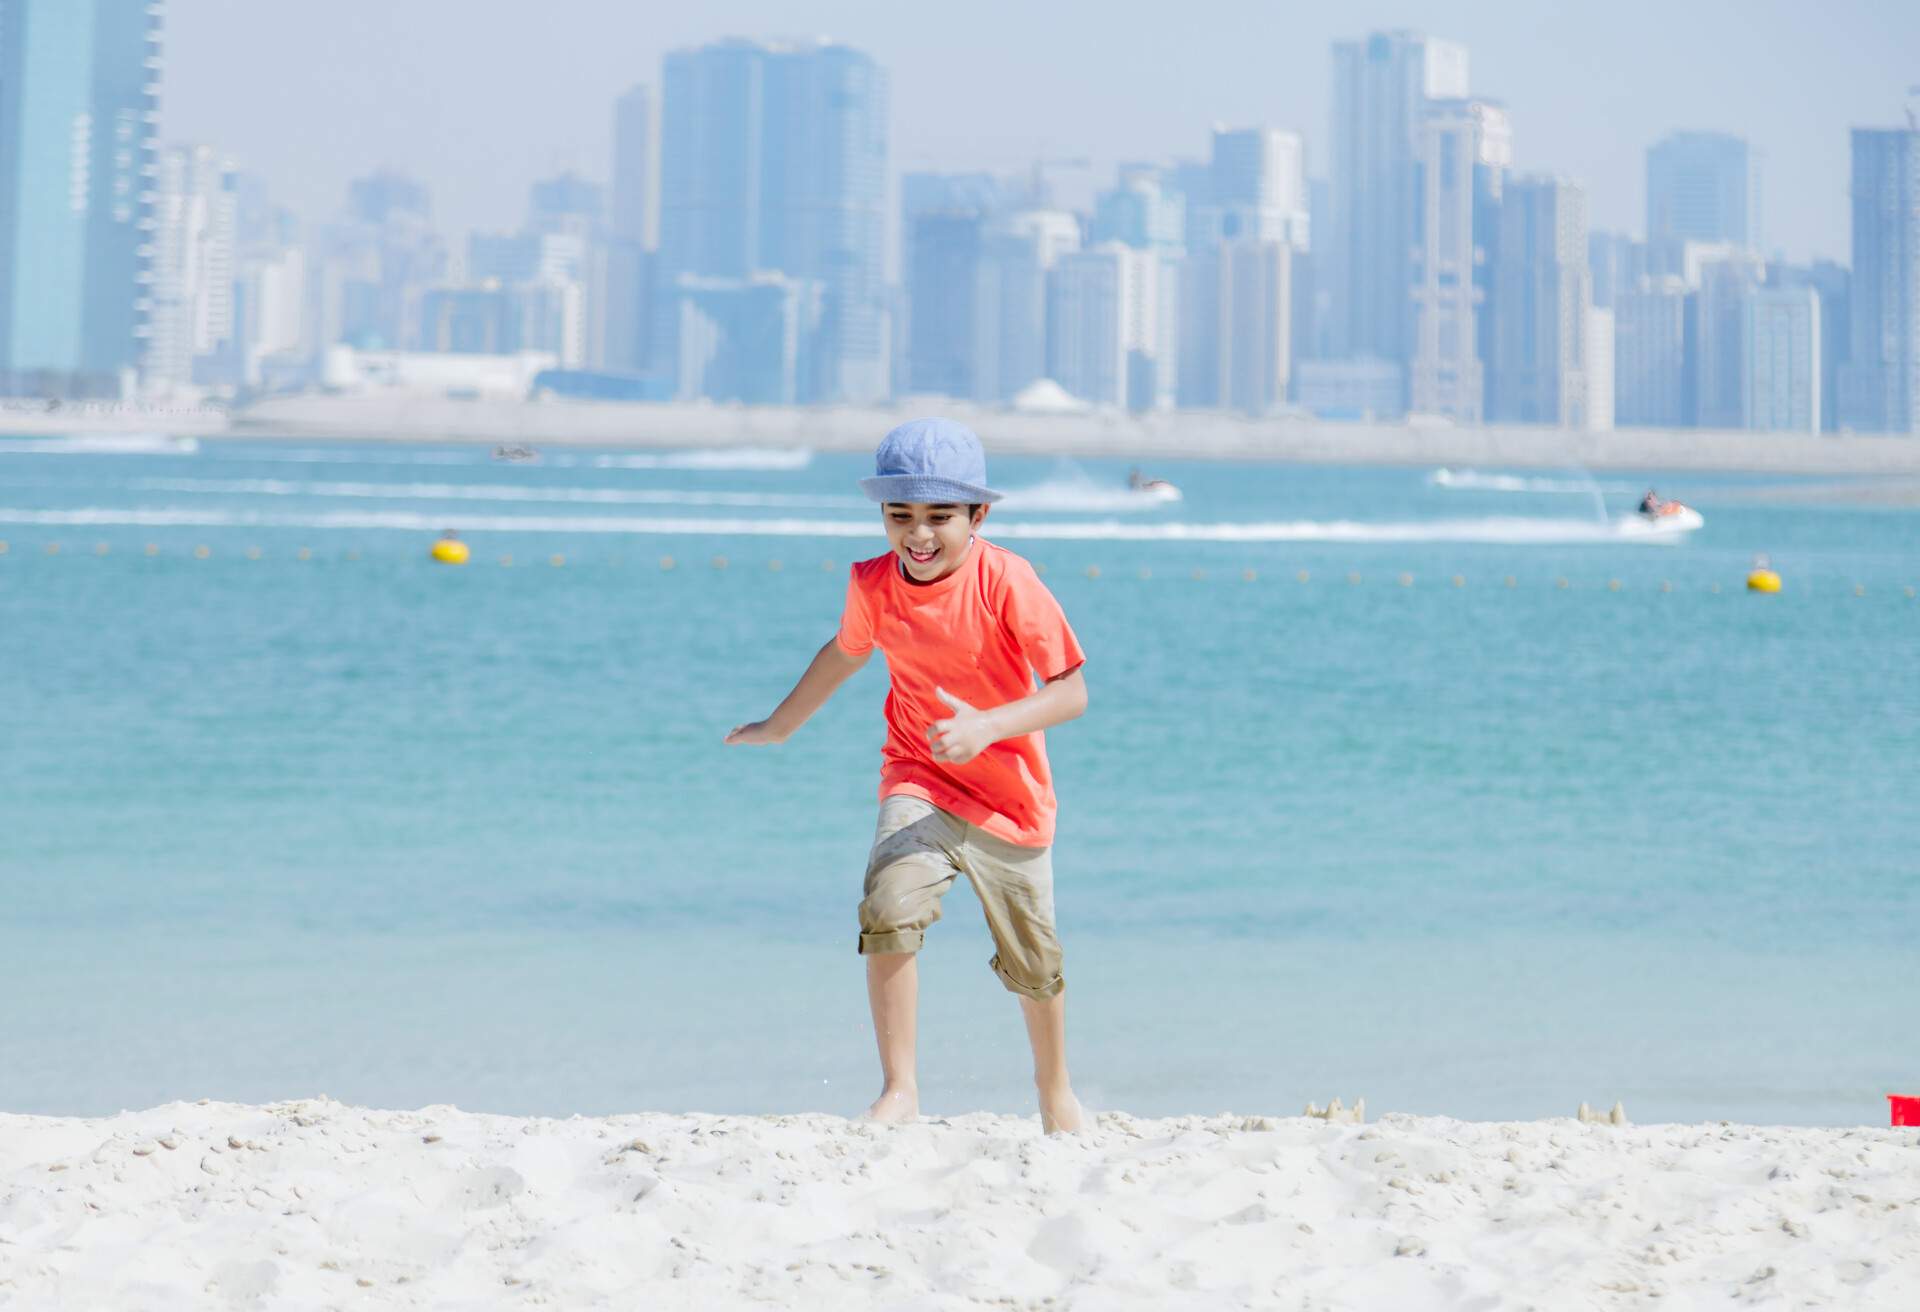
[0,434,199,455]
[53,475,863,510]
[1429,468,1636,495]
[0,506,1694,544]
[209,446,813,471]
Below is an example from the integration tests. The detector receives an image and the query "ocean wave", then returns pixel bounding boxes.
[0,506,1692,545]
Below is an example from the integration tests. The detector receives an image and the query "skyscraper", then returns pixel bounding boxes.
[971,209,1078,404]
[0,0,161,396]
[1839,127,1920,434]
[653,38,888,404]
[606,85,656,376]
[1646,132,1762,252]
[145,145,236,394]
[611,85,658,250]
[900,172,1007,396]
[1196,128,1307,248]
[1690,253,1765,429]
[1613,277,1690,427]
[1745,285,1820,433]
[1216,238,1291,415]
[1409,98,1509,420]
[1328,30,1469,391]
[1488,175,1591,426]
[905,210,982,397]
[1046,244,1137,408]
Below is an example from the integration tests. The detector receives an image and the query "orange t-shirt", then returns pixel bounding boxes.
[836,539,1085,847]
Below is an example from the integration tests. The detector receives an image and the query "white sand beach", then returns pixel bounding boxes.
[2,1099,1916,1309]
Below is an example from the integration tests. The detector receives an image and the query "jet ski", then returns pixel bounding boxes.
[1126,468,1183,503]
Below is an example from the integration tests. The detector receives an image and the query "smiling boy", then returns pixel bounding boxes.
[725,418,1088,1133]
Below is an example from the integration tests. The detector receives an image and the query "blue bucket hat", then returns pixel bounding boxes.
[858,418,1002,504]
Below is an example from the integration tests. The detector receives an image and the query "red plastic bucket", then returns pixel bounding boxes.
[1890,1095,1920,1127]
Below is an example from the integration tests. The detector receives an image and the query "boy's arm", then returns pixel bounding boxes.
[725,637,870,745]
[927,666,1087,765]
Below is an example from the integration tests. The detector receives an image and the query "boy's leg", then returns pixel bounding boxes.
[857,797,963,1123]
[1019,989,1084,1134]
[958,829,1083,1134]
[864,953,919,1122]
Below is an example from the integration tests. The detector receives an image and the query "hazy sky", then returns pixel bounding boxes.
[165,0,1918,264]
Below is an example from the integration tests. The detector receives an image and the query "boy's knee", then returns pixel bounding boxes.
[990,952,1064,1000]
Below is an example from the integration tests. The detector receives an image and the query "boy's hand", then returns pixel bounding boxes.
[928,688,994,765]
[724,719,789,746]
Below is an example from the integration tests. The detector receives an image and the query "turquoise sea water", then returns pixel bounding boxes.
[2,436,1915,1125]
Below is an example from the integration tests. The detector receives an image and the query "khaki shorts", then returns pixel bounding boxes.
[857,795,1064,1000]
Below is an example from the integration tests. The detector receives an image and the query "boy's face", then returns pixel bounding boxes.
[883,502,986,582]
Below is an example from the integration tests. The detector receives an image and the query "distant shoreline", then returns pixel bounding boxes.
[9,394,1920,475]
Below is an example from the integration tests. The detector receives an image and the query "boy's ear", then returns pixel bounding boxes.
[972,504,991,527]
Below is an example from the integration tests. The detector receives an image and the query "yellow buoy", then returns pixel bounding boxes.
[1746,569,1781,593]
[431,537,470,565]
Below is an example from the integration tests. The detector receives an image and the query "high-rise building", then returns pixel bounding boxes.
[1046,244,1136,408]
[1689,253,1765,429]
[313,171,445,353]
[1769,259,1850,431]
[1646,132,1762,258]
[971,209,1077,403]
[1217,239,1291,415]
[144,145,237,394]
[0,0,161,396]
[653,38,888,404]
[899,173,1009,397]
[1409,98,1509,421]
[1584,307,1614,431]
[1745,285,1820,432]
[611,84,658,250]
[1091,165,1185,252]
[677,272,822,404]
[1195,128,1307,249]
[1328,30,1469,390]
[1838,127,1920,434]
[905,210,982,397]
[1488,174,1591,426]
[1587,230,1646,311]
[606,85,657,376]
[1613,276,1690,427]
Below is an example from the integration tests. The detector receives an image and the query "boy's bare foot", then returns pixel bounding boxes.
[1038,1085,1084,1134]
[861,1084,920,1124]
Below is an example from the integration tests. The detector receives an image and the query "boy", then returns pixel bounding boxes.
[725,418,1089,1134]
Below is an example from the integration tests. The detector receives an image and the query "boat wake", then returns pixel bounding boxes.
[1429,468,1635,495]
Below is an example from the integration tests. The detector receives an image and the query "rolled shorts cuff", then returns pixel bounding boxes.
[990,953,1064,1000]
[859,928,924,955]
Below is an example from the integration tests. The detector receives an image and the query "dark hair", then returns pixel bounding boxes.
[969,503,983,517]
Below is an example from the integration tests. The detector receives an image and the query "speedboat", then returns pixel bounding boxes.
[492,444,540,463]
[1615,502,1704,536]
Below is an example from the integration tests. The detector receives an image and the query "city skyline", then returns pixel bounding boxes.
[162,0,1920,265]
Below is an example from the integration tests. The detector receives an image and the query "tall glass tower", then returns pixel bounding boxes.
[653,38,888,404]
[1839,127,1920,434]
[0,0,161,396]
[1327,30,1469,392]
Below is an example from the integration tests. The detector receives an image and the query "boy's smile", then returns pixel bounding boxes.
[884,502,985,582]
